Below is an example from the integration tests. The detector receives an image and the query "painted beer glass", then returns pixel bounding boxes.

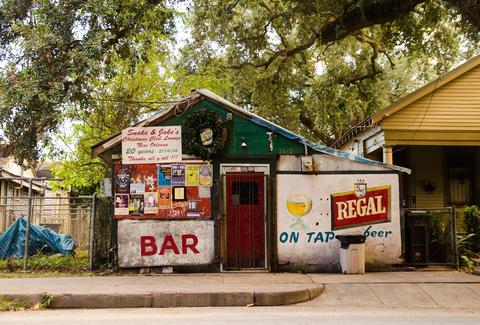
[286,193,312,230]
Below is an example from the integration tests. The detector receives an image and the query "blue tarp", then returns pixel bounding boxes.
[0,217,75,258]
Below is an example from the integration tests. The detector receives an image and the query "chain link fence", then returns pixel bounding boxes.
[0,177,95,272]
[404,208,458,266]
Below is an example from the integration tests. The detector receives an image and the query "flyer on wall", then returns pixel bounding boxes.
[199,165,213,186]
[129,194,145,215]
[143,166,158,192]
[186,165,200,186]
[144,192,159,214]
[158,165,172,186]
[115,165,131,194]
[172,164,186,186]
[114,194,129,215]
[158,187,172,209]
[187,199,200,217]
[130,167,146,194]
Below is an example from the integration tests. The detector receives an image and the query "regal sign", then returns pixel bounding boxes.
[331,181,391,230]
[122,126,182,165]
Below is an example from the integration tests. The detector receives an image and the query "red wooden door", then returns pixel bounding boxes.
[225,172,265,269]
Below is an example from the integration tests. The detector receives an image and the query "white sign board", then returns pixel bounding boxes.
[277,173,402,272]
[118,219,215,267]
[122,126,182,164]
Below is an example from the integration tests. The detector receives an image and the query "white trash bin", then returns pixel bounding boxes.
[336,235,366,274]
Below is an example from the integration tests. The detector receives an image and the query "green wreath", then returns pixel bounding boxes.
[182,109,227,160]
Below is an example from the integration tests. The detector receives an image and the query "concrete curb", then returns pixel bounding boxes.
[254,287,324,306]
[3,285,325,309]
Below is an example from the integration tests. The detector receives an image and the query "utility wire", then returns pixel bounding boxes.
[406,77,440,146]
[86,96,180,105]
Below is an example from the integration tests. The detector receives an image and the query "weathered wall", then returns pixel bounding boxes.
[339,125,384,157]
[276,173,402,272]
[278,154,390,172]
[118,219,214,268]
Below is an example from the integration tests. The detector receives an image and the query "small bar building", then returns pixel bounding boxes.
[93,89,409,272]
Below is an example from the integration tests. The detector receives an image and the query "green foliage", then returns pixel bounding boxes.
[2,0,480,192]
[457,205,480,270]
[47,43,232,193]
[0,0,175,165]
[0,293,53,311]
[0,296,28,311]
[296,263,306,274]
[0,251,89,272]
[457,233,480,270]
[40,293,54,309]
[462,205,480,252]
[183,0,480,144]
[429,212,453,263]
[464,206,480,235]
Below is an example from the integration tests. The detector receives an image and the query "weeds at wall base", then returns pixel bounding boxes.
[0,296,28,311]
[0,293,54,311]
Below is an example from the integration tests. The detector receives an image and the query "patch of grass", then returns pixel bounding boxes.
[0,251,89,273]
[0,271,96,278]
[0,296,29,311]
[0,293,55,311]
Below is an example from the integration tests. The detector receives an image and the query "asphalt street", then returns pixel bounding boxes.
[1,307,480,325]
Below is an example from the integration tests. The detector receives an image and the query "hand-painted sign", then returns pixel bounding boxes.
[122,126,182,164]
[331,182,391,230]
[276,173,401,272]
[117,220,214,267]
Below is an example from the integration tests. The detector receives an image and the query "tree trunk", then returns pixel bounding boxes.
[320,0,426,43]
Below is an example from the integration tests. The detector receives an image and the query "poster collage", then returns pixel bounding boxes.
[114,163,213,219]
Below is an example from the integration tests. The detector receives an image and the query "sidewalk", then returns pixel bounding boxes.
[0,273,323,308]
[300,271,480,309]
[1,271,479,309]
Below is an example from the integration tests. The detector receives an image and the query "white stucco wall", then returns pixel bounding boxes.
[278,154,390,172]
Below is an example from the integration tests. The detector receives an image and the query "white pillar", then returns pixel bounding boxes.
[383,146,393,164]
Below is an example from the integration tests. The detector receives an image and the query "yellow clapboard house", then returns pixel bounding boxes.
[334,54,480,265]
